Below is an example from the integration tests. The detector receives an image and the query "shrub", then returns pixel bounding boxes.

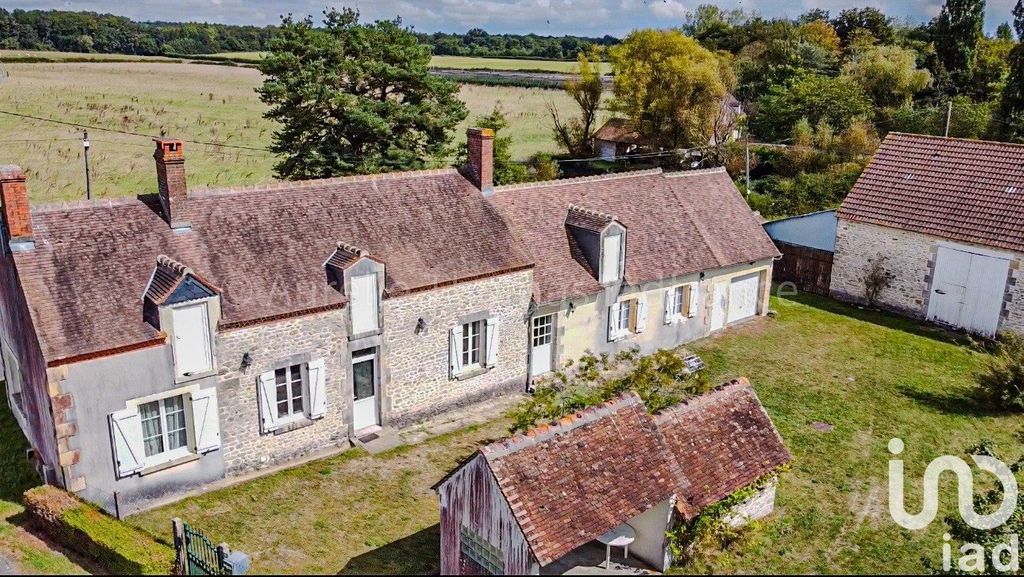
[975,332,1024,412]
[863,256,891,306]
[23,486,175,575]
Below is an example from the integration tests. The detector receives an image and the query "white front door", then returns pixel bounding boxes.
[352,349,379,431]
[727,272,761,324]
[710,282,728,332]
[171,302,212,378]
[927,246,1009,337]
[530,314,554,377]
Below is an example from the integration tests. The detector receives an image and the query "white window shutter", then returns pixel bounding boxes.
[109,408,145,478]
[258,370,281,433]
[635,298,648,333]
[664,289,674,325]
[350,274,379,334]
[190,388,221,454]
[601,234,621,283]
[607,303,621,342]
[485,317,500,368]
[687,282,700,318]
[307,358,327,419]
[449,325,464,378]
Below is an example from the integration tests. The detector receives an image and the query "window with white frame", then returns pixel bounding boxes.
[608,297,647,341]
[139,395,189,459]
[449,317,500,378]
[600,232,624,284]
[668,286,685,318]
[258,359,327,434]
[664,283,699,324]
[462,320,484,368]
[109,387,221,478]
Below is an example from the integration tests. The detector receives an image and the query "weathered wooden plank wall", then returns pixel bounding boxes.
[772,241,834,296]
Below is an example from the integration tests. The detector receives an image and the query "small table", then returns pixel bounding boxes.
[597,523,636,569]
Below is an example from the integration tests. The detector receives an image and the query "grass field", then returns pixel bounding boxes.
[127,293,1021,574]
[0,60,582,203]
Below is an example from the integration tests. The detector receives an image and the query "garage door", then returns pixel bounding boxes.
[927,246,1009,337]
[727,273,761,324]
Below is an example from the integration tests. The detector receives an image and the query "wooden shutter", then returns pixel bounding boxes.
[664,289,675,324]
[109,407,145,477]
[485,317,499,368]
[635,298,648,333]
[687,282,700,318]
[601,234,621,283]
[607,303,621,341]
[258,370,281,433]
[350,274,379,334]
[172,303,213,378]
[307,358,327,419]
[449,325,464,378]
[190,388,221,454]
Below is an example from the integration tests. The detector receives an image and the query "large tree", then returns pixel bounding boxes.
[842,45,932,108]
[608,29,729,150]
[933,0,986,96]
[549,50,604,157]
[997,0,1024,141]
[257,9,467,179]
[750,74,872,142]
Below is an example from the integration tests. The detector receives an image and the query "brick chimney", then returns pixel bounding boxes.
[466,128,494,195]
[0,165,34,250]
[154,138,190,230]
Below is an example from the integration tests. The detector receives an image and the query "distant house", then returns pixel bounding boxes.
[436,379,790,575]
[831,133,1024,337]
[0,127,776,515]
[592,118,644,160]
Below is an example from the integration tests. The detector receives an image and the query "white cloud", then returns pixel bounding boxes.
[650,0,689,21]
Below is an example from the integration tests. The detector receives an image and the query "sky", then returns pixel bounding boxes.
[2,0,1019,37]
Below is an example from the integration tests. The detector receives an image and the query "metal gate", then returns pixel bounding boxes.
[172,518,244,575]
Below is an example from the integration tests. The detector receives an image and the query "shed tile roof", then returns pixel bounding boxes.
[15,169,531,363]
[838,133,1024,252]
[655,380,791,511]
[472,379,789,568]
[593,118,644,145]
[480,393,683,567]
[490,168,780,304]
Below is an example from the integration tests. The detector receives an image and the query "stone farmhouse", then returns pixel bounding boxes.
[831,133,1024,337]
[436,380,790,575]
[0,128,778,515]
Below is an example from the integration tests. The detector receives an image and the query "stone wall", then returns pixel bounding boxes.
[382,270,532,425]
[832,220,1024,334]
[216,309,350,475]
[724,478,777,528]
[831,220,934,316]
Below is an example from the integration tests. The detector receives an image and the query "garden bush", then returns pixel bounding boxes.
[975,332,1024,412]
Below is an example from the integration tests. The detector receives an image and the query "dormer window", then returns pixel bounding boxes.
[325,242,385,339]
[143,255,221,382]
[600,231,624,283]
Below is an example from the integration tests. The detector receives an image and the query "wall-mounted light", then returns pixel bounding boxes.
[699,271,706,280]
[567,301,576,315]
[415,317,427,335]
[240,352,252,371]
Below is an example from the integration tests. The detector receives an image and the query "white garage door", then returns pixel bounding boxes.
[927,246,1009,337]
[727,273,761,324]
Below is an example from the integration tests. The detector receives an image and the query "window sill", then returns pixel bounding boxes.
[349,328,382,341]
[174,368,217,384]
[272,416,315,436]
[454,366,491,381]
[140,451,200,476]
[609,331,634,343]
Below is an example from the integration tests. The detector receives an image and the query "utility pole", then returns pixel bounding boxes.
[744,133,750,197]
[944,100,953,137]
[82,130,91,200]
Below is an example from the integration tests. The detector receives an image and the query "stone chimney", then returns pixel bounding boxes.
[466,128,494,195]
[154,138,190,230]
[0,165,34,250]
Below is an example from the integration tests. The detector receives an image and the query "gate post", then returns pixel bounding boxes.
[171,518,186,575]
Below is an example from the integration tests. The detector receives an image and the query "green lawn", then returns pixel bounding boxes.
[0,386,88,574]
[127,292,1021,574]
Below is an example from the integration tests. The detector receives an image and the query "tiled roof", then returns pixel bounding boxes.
[480,393,683,567]
[593,118,644,145]
[474,379,789,567]
[564,204,615,233]
[490,168,780,304]
[838,133,1024,252]
[15,169,532,363]
[325,242,372,271]
[655,379,791,512]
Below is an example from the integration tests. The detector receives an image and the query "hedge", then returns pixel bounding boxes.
[23,486,175,575]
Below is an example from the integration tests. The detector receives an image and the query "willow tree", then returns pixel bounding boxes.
[608,29,729,150]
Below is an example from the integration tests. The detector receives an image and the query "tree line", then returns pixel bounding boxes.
[419,29,618,60]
